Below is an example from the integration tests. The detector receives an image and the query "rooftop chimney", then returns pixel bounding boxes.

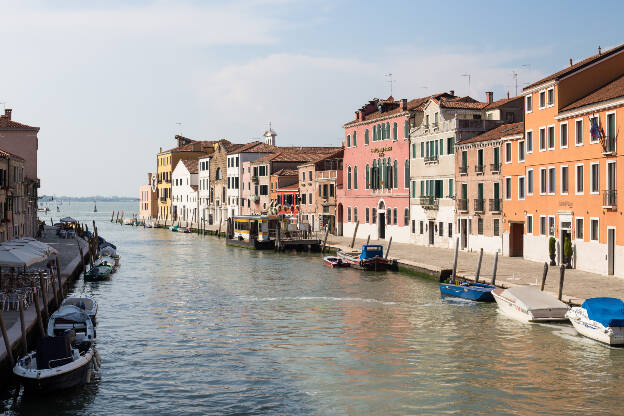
[570,58,573,67]
[400,98,407,110]
[598,45,602,55]
[449,90,455,96]
[485,92,494,104]
[4,109,11,120]
[356,111,361,121]
[148,172,153,183]
[507,91,510,99]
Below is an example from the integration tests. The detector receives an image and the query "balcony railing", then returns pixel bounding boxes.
[490,163,501,173]
[489,198,501,213]
[251,176,259,183]
[603,190,617,209]
[603,136,616,155]
[418,196,439,208]
[475,164,484,174]
[474,198,485,213]
[457,198,468,212]
[424,155,439,163]
[459,165,468,175]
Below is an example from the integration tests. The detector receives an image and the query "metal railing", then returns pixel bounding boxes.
[459,165,468,175]
[474,198,485,212]
[490,163,501,173]
[489,198,501,212]
[424,155,439,163]
[457,198,468,212]
[475,164,484,174]
[603,190,617,208]
[418,196,439,208]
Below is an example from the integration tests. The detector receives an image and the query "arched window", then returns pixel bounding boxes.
[347,134,351,147]
[404,159,410,189]
[365,164,370,189]
[372,160,377,189]
[386,122,390,139]
[354,166,358,189]
[353,131,357,147]
[386,158,392,189]
[393,160,398,189]
[347,166,352,190]
[216,168,222,180]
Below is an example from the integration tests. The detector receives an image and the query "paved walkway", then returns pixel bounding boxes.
[326,234,623,305]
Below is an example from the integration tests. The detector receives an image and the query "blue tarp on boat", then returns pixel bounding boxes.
[582,297,624,327]
[360,245,383,260]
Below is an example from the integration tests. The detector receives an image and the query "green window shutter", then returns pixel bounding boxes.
[420,142,424,157]
[420,181,424,196]
[365,129,369,144]
[393,122,397,140]
[449,179,454,197]
[353,131,357,147]
[439,139,444,155]
[347,134,351,147]
[365,164,370,188]
[354,166,358,189]
[411,143,416,158]
[393,160,398,188]
[449,137,455,154]
[404,120,409,138]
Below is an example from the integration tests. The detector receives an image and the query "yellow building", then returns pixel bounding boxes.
[156,135,222,221]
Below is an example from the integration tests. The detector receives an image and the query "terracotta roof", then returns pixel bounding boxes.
[437,96,486,110]
[560,75,624,112]
[524,43,624,90]
[162,139,228,154]
[0,148,24,160]
[278,183,299,191]
[458,122,524,145]
[0,113,39,131]
[272,168,298,176]
[234,141,278,153]
[253,148,341,164]
[343,94,451,127]
[484,96,523,110]
[180,158,199,174]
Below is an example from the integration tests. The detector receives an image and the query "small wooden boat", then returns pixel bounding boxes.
[169,225,179,232]
[61,295,98,327]
[337,244,396,271]
[440,280,496,302]
[566,297,624,345]
[95,255,118,270]
[84,264,112,281]
[47,304,96,341]
[13,330,100,392]
[323,256,349,268]
[492,286,569,323]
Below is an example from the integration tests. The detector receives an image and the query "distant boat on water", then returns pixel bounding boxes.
[94,201,98,213]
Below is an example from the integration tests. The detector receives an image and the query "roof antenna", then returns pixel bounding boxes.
[384,73,395,97]
[461,74,471,95]
[512,71,518,96]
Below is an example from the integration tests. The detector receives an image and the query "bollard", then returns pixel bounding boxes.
[558,265,565,301]
[540,262,548,291]
[491,251,499,285]
[475,248,483,283]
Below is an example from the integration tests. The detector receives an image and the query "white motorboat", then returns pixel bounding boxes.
[100,245,118,258]
[95,255,118,269]
[13,330,100,392]
[566,297,624,346]
[492,286,569,323]
[47,304,96,341]
[61,295,98,326]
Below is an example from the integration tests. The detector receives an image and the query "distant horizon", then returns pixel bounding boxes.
[39,195,138,201]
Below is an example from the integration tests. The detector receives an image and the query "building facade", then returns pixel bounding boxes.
[0,109,39,238]
[171,159,199,223]
[198,156,211,223]
[503,44,624,277]
[139,173,158,220]
[271,169,299,216]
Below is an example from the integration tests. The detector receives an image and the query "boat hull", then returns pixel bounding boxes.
[14,350,96,393]
[567,308,624,345]
[336,252,396,271]
[440,282,495,302]
[323,256,348,268]
[492,290,569,323]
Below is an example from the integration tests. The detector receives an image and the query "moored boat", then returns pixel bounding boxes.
[84,264,113,281]
[336,244,397,271]
[492,286,569,323]
[440,280,496,302]
[323,256,349,268]
[61,295,98,326]
[566,297,624,346]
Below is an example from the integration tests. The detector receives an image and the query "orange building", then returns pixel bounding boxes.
[503,44,624,277]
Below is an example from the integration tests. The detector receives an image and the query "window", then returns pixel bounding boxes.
[347,207,351,222]
[518,176,525,200]
[387,209,391,225]
[527,169,533,195]
[353,131,357,146]
[354,207,358,223]
[526,215,533,234]
[539,90,546,109]
[404,160,409,189]
[439,221,444,237]
[518,140,525,162]
[574,218,584,239]
[393,160,398,189]
[589,115,599,143]
[347,166,352,190]
[447,137,455,154]
[302,171,305,181]
[347,134,351,147]
[259,185,268,195]
[590,163,599,194]
[540,216,547,235]
[590,218,599,241]
[365,129,369,145]
[526,95,532,113]
[561,166,569,194]
[548,167,555,194]
[448,223,453,237]
[505,142,512,163]
[505,177,512,200]
[477,218,483,235]
[404,120,409,139]
[576,164,584,194]
[539,127,546,151]
[547,87,554,107]
[526,130,533,153]
[575,119,583,145]
[419,221,423,234]
[393,208,398,225]
[372,208,377,224]
[540,168,547,194]
[548,125,555,150]
[301,193,306,205]
[448,179,454,198]
[548,216,555,236]
[404,208,409,226]
[560,123,568,148]
[308,193,312,205]
[411,220,416,234]
[493,219,500,236]
[393,122,397,140]
[354,166,358,189]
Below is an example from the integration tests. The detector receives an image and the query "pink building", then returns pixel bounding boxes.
[339,97,426,242]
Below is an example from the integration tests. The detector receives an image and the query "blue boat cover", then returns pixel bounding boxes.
[582,297,624,328]
[361,245,383,260]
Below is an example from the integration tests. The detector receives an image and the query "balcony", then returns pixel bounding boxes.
[251,176,259,183]
[418,196,439,209]
[602,190,617,209]
[474,164,484,175]
[457,198,468,212]
[602,136,616,156]
[459,165,468,175]
[474,198,485,213]
[424,155,439,164]
[489,198,501,213]
[490,163,501,173]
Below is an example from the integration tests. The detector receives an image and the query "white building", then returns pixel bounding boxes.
[198,156,211,223]
[171,159,199,224]
[226,139,277,219]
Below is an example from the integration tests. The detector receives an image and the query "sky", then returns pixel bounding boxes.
[0,0,622,197]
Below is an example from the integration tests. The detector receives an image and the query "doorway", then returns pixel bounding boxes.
[461,219,468,249]
[509,222,524,257]
[608,228,615,275]
[379,212,386,239]
[428,220,435,245]
[337,204,343,236]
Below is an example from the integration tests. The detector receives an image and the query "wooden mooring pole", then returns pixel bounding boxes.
[384,236,393,259]
[475,248,483,283]
[39,272,49,321]
[19,298,27,353]
[0,311,14,368]
[558,265,566,301]
[321,227,329,254]
[491,251,499,285]
[366,235,370,246]
[452,238,459,281]
[349,221,359,248]
[33,292,45,337]
[111,211,115,222]
[540,262,548,291]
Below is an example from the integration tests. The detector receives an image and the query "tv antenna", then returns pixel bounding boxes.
[385,73,396,97]
[461,74,471,94]
[512,71,518,96]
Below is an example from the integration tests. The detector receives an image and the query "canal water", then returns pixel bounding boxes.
[2,201,624,415]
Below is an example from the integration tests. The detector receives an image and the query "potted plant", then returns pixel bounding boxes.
[563,236,573,269]
[548,237,556,266]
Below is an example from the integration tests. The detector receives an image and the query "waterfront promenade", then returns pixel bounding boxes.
[0,227,87,371]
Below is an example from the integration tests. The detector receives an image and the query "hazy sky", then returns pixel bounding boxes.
[1,0,622,197]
